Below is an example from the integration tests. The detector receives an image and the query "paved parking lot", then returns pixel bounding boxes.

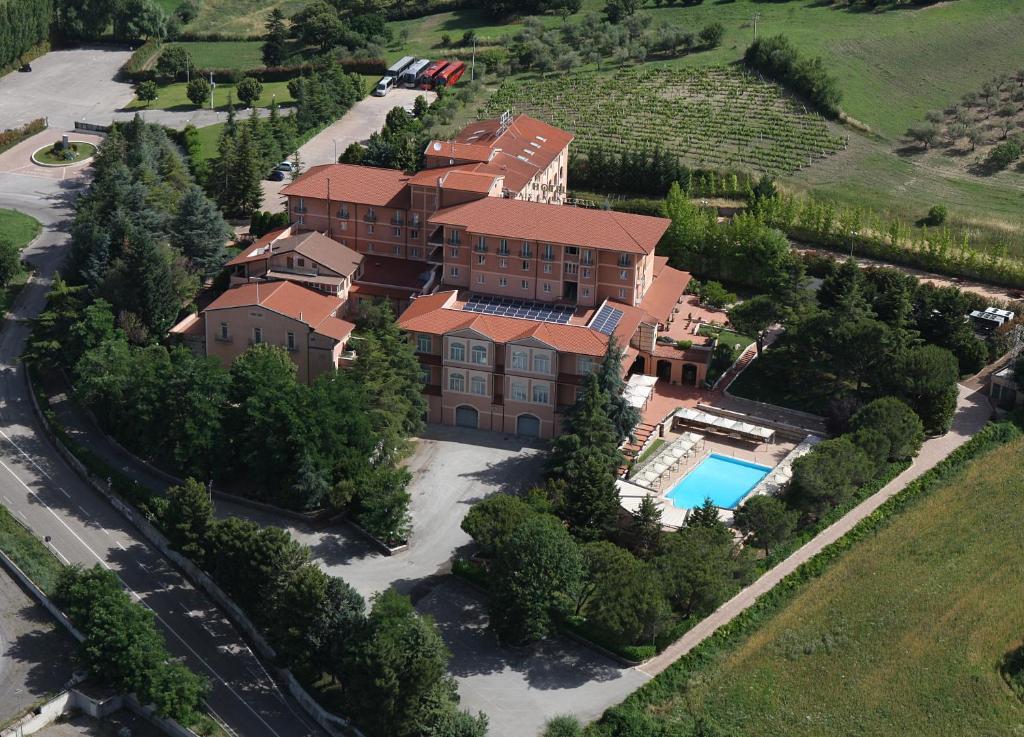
[0,48,135,130]
[0,570,76,726]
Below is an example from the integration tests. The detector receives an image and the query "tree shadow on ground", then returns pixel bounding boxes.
[459,452,547,497]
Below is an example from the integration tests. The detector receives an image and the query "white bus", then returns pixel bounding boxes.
[399,58,431,87]
[385,56,416,79]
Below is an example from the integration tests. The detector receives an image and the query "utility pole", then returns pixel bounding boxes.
[210,71,215,111]
[752,12,760,42]
[471,39,477,82]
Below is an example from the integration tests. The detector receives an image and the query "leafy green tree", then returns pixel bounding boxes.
[698,22,724,49]
[732,495,796,555]
[890,344,960,434]
[352,465,412,545]
[788,436,876,520]
[236,76,264,107]
[186,77,212,107]
[849,397,924,461]
[413,94,429,118]
[156,45,194,81]
[341,589,460,737]
[818,258,872,320]
[654,525,752,618]
[118,229,182,335]
[557,445,621,541]
[0,238,21,288]
[162,478,215,564]
[55,0,119,40]
[728,295,778,356]
[627,494,663,560]
[461,494,536,557]
[339,142,365,164]
[828,317,891,393]
[687,497,724,531]
[171,185,231,275]
[113,0,168,40]
[161,348,230,476]
[490,514,583,644]
[262,8,288,67]
[544,716,583,737]
[137,80,159,107]
[596,335,640,442]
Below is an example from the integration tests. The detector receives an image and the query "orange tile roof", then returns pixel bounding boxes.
[438,170,501,193]
[423,140,494,163]
[398,290,613,356]
[638,261,692,324]
[429,198,670,254]
[205,281,352,341]
[226,227,290,267]
[281,164,411,208]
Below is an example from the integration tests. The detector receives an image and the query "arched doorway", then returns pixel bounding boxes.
[656,359,673,382]
[516,414,541,438]
[455,405,479,429]
[629,355,646,376]
[682,363,698,385]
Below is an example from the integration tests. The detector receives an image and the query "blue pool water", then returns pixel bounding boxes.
[665,454,771,510]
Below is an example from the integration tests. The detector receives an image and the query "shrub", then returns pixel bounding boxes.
[699,22,725,49]
[983,139,1022,171]
[0,118,46,155]
[924,204,947,226]
[675,339,693,350]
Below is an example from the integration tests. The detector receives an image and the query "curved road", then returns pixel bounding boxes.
[0,171,325,737]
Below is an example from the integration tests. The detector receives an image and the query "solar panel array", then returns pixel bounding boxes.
[462,294,574,324]
[589,303,624,335]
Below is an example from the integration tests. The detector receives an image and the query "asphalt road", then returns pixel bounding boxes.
[0,171,325,737]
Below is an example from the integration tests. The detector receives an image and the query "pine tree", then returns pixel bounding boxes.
[596,335,640,442]
[262,8,288,67]
[234,122,264,216]
[628,494,663,559]
[123,229,180,336]
[171,185,231,275]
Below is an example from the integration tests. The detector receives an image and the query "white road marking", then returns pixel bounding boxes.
[51,546,70,565]
[0,455,289,737]
[116,541,126,551]
[99,525,109,535]
[77,505,90,518]
[16,509,27,521]
[2,495,10,504]
[58,487,70,498]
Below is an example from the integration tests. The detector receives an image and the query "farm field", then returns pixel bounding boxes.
[173,41,265,70]
[126,79,295,111]
[619,435,1024,737]
[485,67,844,176]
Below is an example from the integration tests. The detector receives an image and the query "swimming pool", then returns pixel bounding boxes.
[665,454,771,510]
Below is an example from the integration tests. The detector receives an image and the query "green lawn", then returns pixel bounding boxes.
[127,79,295,111]
[0,505,63,594]
[0,209,41,249]
[632,435,1024,737]
[173,41,266,70]
[33,141,97,165]
[192,122,225,163]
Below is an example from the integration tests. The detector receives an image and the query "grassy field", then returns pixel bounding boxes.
[0,209,41,249]
[637,434,1024,737]
[0,505,63,594]
[127,79,295,111]
[174,41,266,70]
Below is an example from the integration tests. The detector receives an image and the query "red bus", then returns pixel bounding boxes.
[434,60,465,89]
[418,60,449,89]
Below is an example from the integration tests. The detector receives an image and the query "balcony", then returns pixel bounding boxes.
[474,244,488,254]
[391,215,404,226]
[364,212,377,223]
[447,235,461,246]
[519,250,532,259]
[427,227,444,247]
[497,247,510,256]
[293,205,308,214]
[427,245,444,264]
[336,209,349,219]
[338,349,358,366]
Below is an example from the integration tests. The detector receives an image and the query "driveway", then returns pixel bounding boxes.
[0,48,135,130]
[0,570,76,726]
[220,424,546,599]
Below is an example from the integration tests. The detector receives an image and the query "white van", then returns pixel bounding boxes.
[372,76,394,96]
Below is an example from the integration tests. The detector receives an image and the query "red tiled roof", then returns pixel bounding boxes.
[638,261,691,324]
[398,290,611,356]
[205,281,351,341]
[438,170,501,193]
[429,198,670,254]
[423,140,494,163]
[281,164,411,208]
[226,228,290,267]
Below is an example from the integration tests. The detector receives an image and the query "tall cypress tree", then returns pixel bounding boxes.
[123,228,180,336]
[171,185,231,275]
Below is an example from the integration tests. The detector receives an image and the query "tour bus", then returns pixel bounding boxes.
[434,60,466,89]
[385,56,416,79]
[418,60,449,89]
[372,76,395,96]
[399,58,431,87]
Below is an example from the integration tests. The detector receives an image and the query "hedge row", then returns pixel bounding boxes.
[587,420,1021,734]
[121,38,160,76]
[0,117,46,156]
[122,55,387,84]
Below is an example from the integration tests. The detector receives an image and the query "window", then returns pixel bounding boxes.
[543,263,552,274]
[296,197,306,212]
[367,224,374,234]
[297,258,305,267]
[499,258,508,269]
[478,254,486,265]
[511,350,528,370]
[219,322,228,340]
[498,239,509,255]
[542,243,554,260]
[510,380,527,402]
[582,249,593,265]
[448,372,465,392]
[393,227,401,237]
[498,277,508,287]
[477,274,485,285]
[411,229,418,238]
[449,247,459,257]
[471,376,486,396]
[338,206,349,219]
[619,288,627,299]
[471,345,487,365]
[476,236,487,252]
[521,260,530,271]
[521,279,529,290]
[578,356,594,374]
[449,266,460,277]
[565,246,578,255]
[583,287,591,298]
[620,270,628,280]
[394,245,401,255]
[542,282,551,293]
[449,341,465,361]
[286,331,295,350]
[416,334,432,353]
[339,220,347,232]
[565,263,578,276]
[367,243,374,253]
[582,268,591,279]
[252,327,262,344]
[410,247,420,258]
[532,353,550,374]
[520,242,532,258]
[618,254,631,267]
[532,383,550,404]
[449,230,461,245]
[366,207,376,221]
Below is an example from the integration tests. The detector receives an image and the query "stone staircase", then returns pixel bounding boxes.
[620,421,659,472]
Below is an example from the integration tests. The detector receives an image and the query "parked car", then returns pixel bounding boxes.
[275,161,295,172]
[372,76,395,97]
[268,169,286,181]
